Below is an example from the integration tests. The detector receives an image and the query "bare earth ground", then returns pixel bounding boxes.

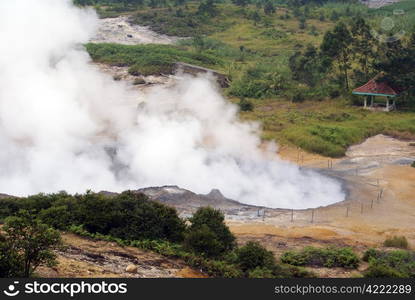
[37,233,206,278]
[36,135,415,278]
[36,16,414,278]
[89,16,181,45]
[229,135,415,276]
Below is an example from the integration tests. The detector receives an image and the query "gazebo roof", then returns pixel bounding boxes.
[352,76,404,98]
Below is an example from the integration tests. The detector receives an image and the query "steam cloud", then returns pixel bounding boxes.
[0,0,345,208]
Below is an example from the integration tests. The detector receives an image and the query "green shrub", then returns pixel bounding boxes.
[281,246,360,269]
[1,211,62,277]
[248,267,274,278]
[235,241,276,272]
[38,205,73,230]
[184,224,224,258]
[238,98,254,112]
[364,264,405,278]
[76,191,186,242]
[362,249,415,278]
[383,236,409,249]
[187,207,236,255]
[85,43,222,76]
[362,248,379,262]
[411,161,415,168]
[0,234,23,278]
[0,191,186,243]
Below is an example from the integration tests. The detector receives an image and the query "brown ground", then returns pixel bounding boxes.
[38,135,415,278]
[228,135,415,277]
[37,233,206,278]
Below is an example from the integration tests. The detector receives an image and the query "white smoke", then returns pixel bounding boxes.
[0,0,345,209]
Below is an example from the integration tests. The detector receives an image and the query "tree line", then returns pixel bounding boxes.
[289,17,415,99]
[0,191,309,278]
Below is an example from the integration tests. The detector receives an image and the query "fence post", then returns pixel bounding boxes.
[291,209,294,223]
[361,203,364,214]
[311,209,315,223]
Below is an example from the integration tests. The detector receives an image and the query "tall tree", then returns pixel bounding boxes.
[350,17,376,81]
[321,22,353,89]
[2,211,62,277]
[263,1,275,15]
[376,34,415,93]
[289,44,325,87]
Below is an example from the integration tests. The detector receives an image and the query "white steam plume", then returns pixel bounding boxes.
[0,0,345,209]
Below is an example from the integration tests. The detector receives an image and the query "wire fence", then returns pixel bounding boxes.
[251,154,389,225]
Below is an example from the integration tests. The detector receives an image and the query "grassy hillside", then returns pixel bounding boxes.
[87,1,415,157]
[86,43,223,75]
[237,98,415,157]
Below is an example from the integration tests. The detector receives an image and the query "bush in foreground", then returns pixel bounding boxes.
[235,241,276,272]
[1,211,62,277]
[362,248,415,278]
[281,246,360,269]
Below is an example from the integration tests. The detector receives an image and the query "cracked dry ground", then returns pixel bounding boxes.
[37,233,206,278]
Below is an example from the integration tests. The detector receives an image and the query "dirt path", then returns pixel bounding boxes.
[90,16,181,45]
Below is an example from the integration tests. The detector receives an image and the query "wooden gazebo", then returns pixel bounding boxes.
[352,76,404,111]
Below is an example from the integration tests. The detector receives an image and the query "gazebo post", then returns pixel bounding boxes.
[352,75,403,112]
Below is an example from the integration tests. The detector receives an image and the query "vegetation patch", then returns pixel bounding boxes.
[86,43,222,76]
[383,236,409,249]
[280,246,360,269]
[363,248,415,278]
[0,192,316,278]
[0,211,62,278]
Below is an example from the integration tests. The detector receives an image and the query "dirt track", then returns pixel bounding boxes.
[89,16,181,45]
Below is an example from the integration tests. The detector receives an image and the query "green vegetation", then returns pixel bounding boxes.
[363,248,415,278]
[0,192,317,278]
[384,236,409,249]
[235,241,276,272]
[133,2,232,37]
[83,1,415,157]
[412,161,415,168]
[0,211,62,277]
[184,207,236,258]
[86,43,222,75]
[238,97,254,111]
[280,246,360,268]
[0,191,186,242]
[240,100,415,157]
